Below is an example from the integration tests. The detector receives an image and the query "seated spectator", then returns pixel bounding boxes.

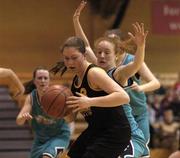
[160,89,174,114]
[153,108,179,151]
[170,90,180,121]
[151,94,162,121]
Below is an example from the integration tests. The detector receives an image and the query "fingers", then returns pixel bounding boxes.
[124,83,137,90]
[127,32,134,40]
[132,22,147,35]
[66,96,80,108]
[66,99,79,105]
[75,92,84,97]
[66,92,84,101]
[132,22,139,34]
[66,91,90,113]
[144,30,149,39]
[20,113,33,120]
[129,22,148,47]
[66,96,79,101]
[141,23,144,34]
[66,100,81,113]
[74,0,87,17]
[79,1,87,11]
[67,103,79,109]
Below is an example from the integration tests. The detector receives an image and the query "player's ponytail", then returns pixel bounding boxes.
[23,80,35,94]
[49,61,67,76]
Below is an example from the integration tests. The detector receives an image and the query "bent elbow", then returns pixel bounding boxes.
[6,68,13,76]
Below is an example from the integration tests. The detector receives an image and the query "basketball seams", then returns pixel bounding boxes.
[45,87,67,116]
[42,87,66,107]
[56,92,67,118]
[41,85,72,119]
[57,88,71,118]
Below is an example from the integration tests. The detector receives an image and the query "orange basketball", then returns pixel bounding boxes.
[41,84,72,119]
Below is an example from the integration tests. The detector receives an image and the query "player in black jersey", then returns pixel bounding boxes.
[72,1,148,158]
[58,36,131,158]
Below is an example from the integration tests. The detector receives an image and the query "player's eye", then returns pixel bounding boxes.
[43,77,48,80]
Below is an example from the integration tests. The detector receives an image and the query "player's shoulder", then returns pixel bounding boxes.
[89,66,106,75]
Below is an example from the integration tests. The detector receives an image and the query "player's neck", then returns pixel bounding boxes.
[77,61,90,81]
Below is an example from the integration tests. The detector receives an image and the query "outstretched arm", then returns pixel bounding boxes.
[16,95,32,126]
[131,63,160,92]
[114,22,148,85]
[0,68,24,97]
[73,1,97,63]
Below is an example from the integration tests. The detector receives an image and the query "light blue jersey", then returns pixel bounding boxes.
[107,68,146,158]
[30,90,70,158]
[122,53,150,157]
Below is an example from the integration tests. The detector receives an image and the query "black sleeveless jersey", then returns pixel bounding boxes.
[71,64,130,130]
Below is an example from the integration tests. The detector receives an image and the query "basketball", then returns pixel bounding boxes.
[41,84,72,119]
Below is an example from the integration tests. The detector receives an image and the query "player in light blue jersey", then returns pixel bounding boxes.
[105,29,160,158]
[16,67,71,158]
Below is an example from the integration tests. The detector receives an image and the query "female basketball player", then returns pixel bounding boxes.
[16,67,71,158]
[72,1,149,157]
[0,68,24,100]
[104,23,160,158]
[56,36,131,158]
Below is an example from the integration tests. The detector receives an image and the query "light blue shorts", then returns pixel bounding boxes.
[30,136,70,158]
[134,111,150,157]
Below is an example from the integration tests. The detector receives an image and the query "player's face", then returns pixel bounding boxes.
[34,70,50,93]
[95,40,116,71]
[63,47,85,73]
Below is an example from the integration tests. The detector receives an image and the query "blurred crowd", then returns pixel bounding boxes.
[147,78,180,152]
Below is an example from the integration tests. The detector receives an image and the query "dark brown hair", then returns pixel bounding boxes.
[24,66,49,94]
[50,36,86,76]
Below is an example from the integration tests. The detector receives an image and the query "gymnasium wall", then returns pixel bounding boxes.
[0,0,179,74]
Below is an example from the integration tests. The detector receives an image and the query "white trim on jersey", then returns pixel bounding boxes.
[43,153,54,158]
[55,146,65,156]
[141,138,150,158]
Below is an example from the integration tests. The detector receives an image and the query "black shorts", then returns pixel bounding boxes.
[119,141,134,158]
[68,126,130,158]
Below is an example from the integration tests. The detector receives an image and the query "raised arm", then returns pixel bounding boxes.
[114,22,148,85]
[0,68,24,97]
[73,1,97,63]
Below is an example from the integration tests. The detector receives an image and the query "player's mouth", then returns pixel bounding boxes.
[98,60,106,65]
[69,67,76,70]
